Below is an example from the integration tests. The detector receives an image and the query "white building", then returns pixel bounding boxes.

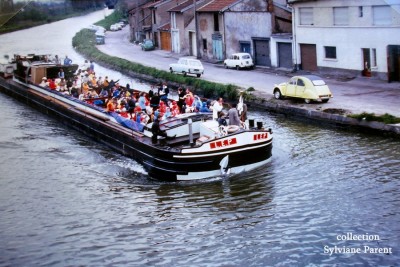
[289,0,400,82]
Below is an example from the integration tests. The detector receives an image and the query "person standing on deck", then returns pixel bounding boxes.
[228,103,241,127]
[64,56,72,66]
[212,97,223,120]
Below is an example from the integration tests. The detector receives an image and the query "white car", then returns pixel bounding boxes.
[169,58,204,78]
[224,52,254,70]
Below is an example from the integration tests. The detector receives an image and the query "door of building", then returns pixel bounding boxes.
[253,39,271,66]
[388,45,400,82]
[278,42,292,69]
[160,31,171,51]
[239,41,251,54]
[300,44,317,71]
[212,33,223,60]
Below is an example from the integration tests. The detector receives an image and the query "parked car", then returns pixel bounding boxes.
[110,24,118,31]
[169,58,204,78]
[273,75,333,103]
[224,52,254,70]
[95,31,105,45]
[141,39,155,51]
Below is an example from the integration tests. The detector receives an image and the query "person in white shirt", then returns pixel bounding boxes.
[212,97,223,120]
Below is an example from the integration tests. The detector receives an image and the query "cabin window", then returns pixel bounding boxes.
[325,46,337,59]
[373,5,391,25]
[333,7,349,26]
[299,7,313,25]
[214,13,219,31]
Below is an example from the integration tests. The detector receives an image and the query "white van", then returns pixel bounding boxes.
[224,53,254,70]
[169,57,204,78]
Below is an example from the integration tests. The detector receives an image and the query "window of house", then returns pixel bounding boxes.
[299,7,313,25]
[325,46,337,59]
[214,13,219,31]
[373,5,391,25]
[359,6,363,17]
[203,39,207,51]
[333,7,349,26]
[153,10,156,24]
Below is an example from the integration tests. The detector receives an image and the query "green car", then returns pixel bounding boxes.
[141,39,155,51]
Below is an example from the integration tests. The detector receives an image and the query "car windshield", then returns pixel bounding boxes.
[144,40,153,45]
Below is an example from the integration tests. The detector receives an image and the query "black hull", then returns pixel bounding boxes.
[0,77,273,181]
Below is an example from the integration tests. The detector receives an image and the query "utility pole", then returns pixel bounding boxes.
[194,0,200,59]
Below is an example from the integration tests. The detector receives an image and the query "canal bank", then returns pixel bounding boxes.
[91,27,400,137]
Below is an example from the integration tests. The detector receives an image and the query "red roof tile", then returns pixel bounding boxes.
[197,0,239,12]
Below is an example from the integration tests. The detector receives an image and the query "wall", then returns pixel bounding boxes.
[224,12,272,57]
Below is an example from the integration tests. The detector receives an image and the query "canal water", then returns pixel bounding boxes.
[1,9,399,267]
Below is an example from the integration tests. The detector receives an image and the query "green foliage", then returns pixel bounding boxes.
[348,112,400,124]
[95,10,124,29]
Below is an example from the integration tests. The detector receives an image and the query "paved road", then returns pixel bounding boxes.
[98,26,400,117]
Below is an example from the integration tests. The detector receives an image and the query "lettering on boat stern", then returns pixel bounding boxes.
[253,133,268,140]
[210,138,237,149]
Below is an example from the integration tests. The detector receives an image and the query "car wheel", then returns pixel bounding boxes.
[304,99,311,104]
[196,74,201,78]
[273,89,282,99]
[224,64,228,69]
[322,99,329,103]
[236,65,240,70]
[183,71,187,77]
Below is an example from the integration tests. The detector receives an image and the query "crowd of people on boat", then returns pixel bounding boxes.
[37,56,247,129]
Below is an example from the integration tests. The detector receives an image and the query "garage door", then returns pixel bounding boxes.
[254,39,271,66]
[278,42,292,69]
[160,31,171,51]
[300,44,317,71]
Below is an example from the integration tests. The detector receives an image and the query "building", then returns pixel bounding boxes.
[196,0,291,65]
[289,0,400,82]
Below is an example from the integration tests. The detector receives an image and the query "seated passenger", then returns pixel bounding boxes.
[106,97,117,112]
[218,112,227,126]
[199,102,210,112]
[39,77,47,87]
[49,79,57,90]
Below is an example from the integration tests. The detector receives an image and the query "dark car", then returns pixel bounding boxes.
[141,39,155,51]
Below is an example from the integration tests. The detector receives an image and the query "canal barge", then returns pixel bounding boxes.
[0,54,273,181]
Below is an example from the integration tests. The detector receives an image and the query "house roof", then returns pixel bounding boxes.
[142,0,164,9]
[197,0,242,12]
[158,22,171,31]
[169,0,192,12]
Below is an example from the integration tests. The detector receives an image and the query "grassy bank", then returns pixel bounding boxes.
[348,112,400,124]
